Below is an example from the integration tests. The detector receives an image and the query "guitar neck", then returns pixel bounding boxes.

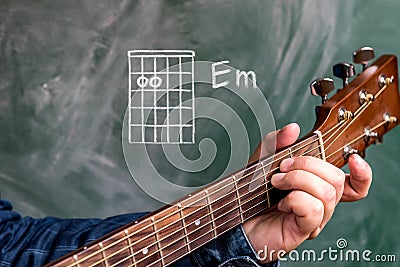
[46,133,325,267]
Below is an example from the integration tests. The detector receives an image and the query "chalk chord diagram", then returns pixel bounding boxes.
[128,50,195,144]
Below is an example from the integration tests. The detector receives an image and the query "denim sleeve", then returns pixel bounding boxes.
[0,199,278,267]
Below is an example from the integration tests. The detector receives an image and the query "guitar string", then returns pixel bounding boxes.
[69,136,323,266]
[72,82,386,266]
[133,120,388,267]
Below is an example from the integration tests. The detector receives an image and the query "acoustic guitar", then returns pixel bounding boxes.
[45,49,400,267]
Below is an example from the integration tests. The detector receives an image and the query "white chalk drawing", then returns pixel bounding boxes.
[128,50,195,144]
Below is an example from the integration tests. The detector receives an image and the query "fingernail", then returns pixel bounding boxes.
[280,122,297,132]
[352,153,364,166]
[280,158,294,171]
[280,125,289,132]
[271,173,285,184]
[280,123,292,132]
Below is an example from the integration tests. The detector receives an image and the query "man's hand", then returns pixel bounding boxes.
[243,123,372,262]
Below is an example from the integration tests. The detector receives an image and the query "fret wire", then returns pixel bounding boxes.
[178,203,191,253]
[152,216,164,267]
[233,175,244,223]
[69,136,324,267]
[124,229,136,265]
[205,189,217,238]
[98,242,109,267]
[73,254,79,267]
[260,162,270,208]
[288,147,293,158]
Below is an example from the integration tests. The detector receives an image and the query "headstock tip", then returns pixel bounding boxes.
[353,46,375,70]
[333,62,356,88]
[310,78,335,104]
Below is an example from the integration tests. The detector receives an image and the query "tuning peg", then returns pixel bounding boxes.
[310,78,335,104]
[333,62,356,88]
[343,145,359,159]
[353,47,375,70]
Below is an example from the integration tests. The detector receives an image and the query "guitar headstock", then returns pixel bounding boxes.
[310,51,400,168]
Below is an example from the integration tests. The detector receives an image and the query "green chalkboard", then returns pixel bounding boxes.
[1,1,399,266]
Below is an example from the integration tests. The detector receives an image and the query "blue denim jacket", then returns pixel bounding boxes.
[0,200,278,267]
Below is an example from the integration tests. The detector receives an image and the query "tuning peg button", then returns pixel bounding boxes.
[353,47,375,70]
[310,78,335,104]
[343,145,359,159]
[333,62,356,88]
[364,127,378,142]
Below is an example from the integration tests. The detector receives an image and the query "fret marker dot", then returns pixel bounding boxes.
[142,248,148,255]
[195,219,201,226]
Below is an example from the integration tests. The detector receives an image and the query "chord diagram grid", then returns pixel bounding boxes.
[128,50,195,144]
